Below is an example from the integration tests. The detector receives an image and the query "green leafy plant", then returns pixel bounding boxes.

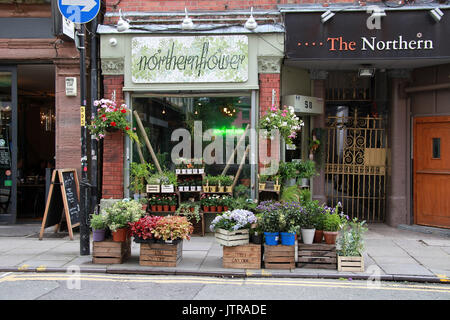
[279,162,298,181]
[90,213,107,230]
[153,215,193,241]
[337,218,368,257]
[129,162,153,194]
[281,186,303,202]
[175,202,201,223]
[233,184,249,198]
[323,212,345,232]
[296,160,318,180]
[104,199,144,232]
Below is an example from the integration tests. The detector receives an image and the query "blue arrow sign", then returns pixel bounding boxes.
[58,0,100,24]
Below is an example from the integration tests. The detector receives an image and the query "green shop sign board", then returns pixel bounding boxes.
[131,35,249,83]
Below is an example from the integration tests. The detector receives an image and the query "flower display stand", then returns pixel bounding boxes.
[92,238,131,264]
[139,241,183,267]
[222,244,261,269]
[337,256,364,272]
[263,244,295,269]
[215,228,249,247]
[297,243,337,270]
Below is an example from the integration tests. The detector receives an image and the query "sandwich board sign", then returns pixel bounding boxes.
[58,0,100,24]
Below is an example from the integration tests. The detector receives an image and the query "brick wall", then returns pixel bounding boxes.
[102,75,125,199]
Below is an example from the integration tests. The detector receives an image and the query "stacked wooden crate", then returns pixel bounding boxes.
[92,238,131,264]
[263,244,295,269]
[297,243,337,269]
[222,244,261,269]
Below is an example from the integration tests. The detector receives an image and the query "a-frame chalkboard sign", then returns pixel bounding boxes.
[39,169,81,240]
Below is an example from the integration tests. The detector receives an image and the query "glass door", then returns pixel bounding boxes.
[0,67,17,224]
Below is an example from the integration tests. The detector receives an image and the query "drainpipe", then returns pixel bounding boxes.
[90,15,99,214]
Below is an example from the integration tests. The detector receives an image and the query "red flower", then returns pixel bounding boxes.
[121,109,127,113]
[125,126,130,130]
[101,114,106,118]
[110,121,116,127]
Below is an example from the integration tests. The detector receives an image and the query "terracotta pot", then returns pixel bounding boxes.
[142,204,148,212]
[223,206,229,211]
[314,230,324,243]
[190,207,195,213]
[210,206,217,213]
[163,205,169,212]
[170,205,176,212]
[157,205,163,212]
[203,206,210,212]
[323,231,339,245]
[151,205,157,212]
[112,228,128,242]
[217,206,223,212]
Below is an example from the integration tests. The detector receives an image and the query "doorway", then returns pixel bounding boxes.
[413,116,450,229]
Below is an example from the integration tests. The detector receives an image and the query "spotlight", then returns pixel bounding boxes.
[358,66,376,77]
[181,8,194,30]
[321,10,335,24]
[244,7,258,30]
[429,8,444,22]
[116,9,130,32]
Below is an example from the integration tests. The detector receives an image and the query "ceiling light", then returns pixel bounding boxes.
[429,8,444,23]
[358,67,376,77]
[321,10,335,24]
[244,7,258,30]
[116,9,130,32]
[181,8,194,30]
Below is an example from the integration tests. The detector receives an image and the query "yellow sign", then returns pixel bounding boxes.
[80,106,85,126]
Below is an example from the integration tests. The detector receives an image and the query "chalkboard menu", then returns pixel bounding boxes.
[39,169,81,240]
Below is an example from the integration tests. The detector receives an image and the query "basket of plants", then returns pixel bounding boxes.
[337,217,368,272]
[130,215,193,267]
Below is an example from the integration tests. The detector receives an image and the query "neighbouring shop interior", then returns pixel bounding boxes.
[131,94,252,194]
[16,64,55,220]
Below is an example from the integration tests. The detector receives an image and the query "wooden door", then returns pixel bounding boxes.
[414,116,450,229]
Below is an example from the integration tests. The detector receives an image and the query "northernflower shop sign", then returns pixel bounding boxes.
[131,36,249,83]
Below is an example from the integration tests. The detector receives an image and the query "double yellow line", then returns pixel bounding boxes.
[1,273,450,294]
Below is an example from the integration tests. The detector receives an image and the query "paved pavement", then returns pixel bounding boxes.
[0,223,449,283]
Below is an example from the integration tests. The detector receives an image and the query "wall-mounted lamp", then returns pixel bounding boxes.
[321,10,335,24]
[244,7,258,30]
[429,8,444,22]
[181,8,194,30]
[116,9,130,32]
[358,66,376,77]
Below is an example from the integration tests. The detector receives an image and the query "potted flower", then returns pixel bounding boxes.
[90,213,107,242]
[88,99,139,144]
[312,205,328,243]
[200,193,210,212]
[323,203,347,245]
[299,201,321,245]
[155,196,163,212]
[250,213,264,244]
[259,104,304,145]
[168,194,177,212]
[209,194,220,213]
[153,215,193,244]
[256,200,282,246]
[104,199,144,242]
[278,201,302,246]
[210,209,257,246]
[129,215,162,243]
[337,218,368,272]
[148,194,157,212]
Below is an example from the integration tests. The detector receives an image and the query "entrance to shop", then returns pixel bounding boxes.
[0,64,55,224]
[324,71,388,222]
[413,116,450,229]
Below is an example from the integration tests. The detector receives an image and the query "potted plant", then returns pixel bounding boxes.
[299,200,321,244]
[250,213,264,244]
[278,201,302,246]
[279,162,298,186]
[175,203,201,225]
[161,196,169,212]
[323,203,347,245]
[139,197,148,213]
[90,213,107,242]
[207,175,218,193]
[129,215,163,243]
[88,99,140,144]
[168,194,177,212]
[259,104,304,145]
[337,218,368,272]
[210,209,257,246]
[256,200,282,246]
[155,196,163,212]
[153,215,193,244]
[313,205,328,243]
[209,194,220,212]
[129,162,153,200]
[148,194,157,212]
[296,160,318,188]
[200,193,210,212]
[104,199,144,242]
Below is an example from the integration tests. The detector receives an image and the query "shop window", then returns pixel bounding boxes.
[131,95,252,180]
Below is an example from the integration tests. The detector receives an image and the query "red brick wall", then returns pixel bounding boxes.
[102,75,125,199]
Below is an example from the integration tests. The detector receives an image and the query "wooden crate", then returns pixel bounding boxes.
[263,244,295,269]
[139,241,183,267]
[215,228,249,246]
[338,256,364,272]
[92,238,131,264]
[223,244,261,269]
[297,243,337,270]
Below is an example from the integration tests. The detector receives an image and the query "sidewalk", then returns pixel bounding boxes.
[0,223,449,283]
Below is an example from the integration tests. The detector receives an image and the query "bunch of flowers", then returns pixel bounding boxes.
[210,209,257,232]
[104,199,144,232]
[129,215,163,240]
[88,98,139,144]
[259,105,304,144]
[153,216,193,241]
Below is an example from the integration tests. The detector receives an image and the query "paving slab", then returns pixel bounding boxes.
[376,263,434,276]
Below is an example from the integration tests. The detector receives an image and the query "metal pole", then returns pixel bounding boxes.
[90,16,99,215]
[78,24,90,256]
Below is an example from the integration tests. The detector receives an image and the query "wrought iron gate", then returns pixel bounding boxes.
[325,110,387,222]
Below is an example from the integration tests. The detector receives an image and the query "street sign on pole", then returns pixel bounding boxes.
[58,0,100,24]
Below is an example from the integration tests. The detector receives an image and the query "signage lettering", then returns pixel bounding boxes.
[325,36,434,52]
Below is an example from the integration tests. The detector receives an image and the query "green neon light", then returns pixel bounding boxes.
[213,127,245,135]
